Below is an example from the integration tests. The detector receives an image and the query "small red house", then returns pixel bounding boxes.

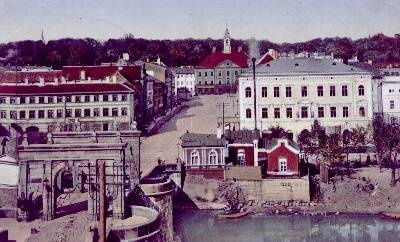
[225,130,259,166]
[260,138,300,177]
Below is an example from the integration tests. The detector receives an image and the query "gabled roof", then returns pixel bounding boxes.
[62,65,141,82]
[263,138,300,153]
[180,133,226,148]
[196,51,249,69]
[225,130,260,144]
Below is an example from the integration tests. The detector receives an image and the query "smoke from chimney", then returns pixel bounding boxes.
[248,38,260,59]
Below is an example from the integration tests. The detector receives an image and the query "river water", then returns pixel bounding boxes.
[174,210,400,242]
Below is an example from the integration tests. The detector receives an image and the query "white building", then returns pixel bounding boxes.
[374,76,400,118]
[239,58,373,136]
[173,67,195,95]
[0,79,139,133]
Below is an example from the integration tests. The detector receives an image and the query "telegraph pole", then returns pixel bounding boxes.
[216,102,229,129]
[252,58,257,130]
[99,160,106,242]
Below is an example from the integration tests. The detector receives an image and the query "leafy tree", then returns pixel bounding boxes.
[322,133,343,166]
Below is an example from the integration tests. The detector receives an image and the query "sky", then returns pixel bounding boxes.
[0,0,399,44]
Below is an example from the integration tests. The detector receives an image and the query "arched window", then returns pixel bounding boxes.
[358,85,365,96]
[190,150,200,165]
[246,108,252,119]
[245,87,251,98]
[359,107,366,117]
[209,150,218,165]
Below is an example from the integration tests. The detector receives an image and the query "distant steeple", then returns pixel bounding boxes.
[223,24,231,54]
[41,29,46,44]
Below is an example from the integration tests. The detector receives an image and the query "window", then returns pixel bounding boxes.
[245,87,251,98]
[330,107,337,118]
[237,150,246,166]
[218,71,221,76]
[121,94,128,101]
[261,87,267,97]
[39,96,45,104]
[57,109,63,118]
[286,86,292,97]
[47,110,54,118]
[48,96,54,104]
[112,94,118,101]
[103,94,109,102]
[359,107,366,117]
[0,97,6,104]
[84,95,90,102]
[190,150,200,165]
[358,85,365,96]
[274,108,280,118]
[318,107,324,118]
[343,106,349,117]
[65,95,72,102]
[103,108,109,116]
[274,87,280,97]
[209,151,218,165]
[112,108,118,116]
[301,86,308,97]
[94,108,100,117]
[279,158,287,172]
[57,96,63,103]
[261,108,268,118]
[75,96,81,103]
[227,71,230,76]
[10,97,16,104]
[317,86,324,96]
[29,110,35,119]
[246,108,252,119]
[29,97,36,104]
[301,107,308,118]
[330,86,336,96]
[121,107,128,116]
[211,71,214,76]
[84,109,91,117]
[19,110,26,119]
[205,72,208,77]
[66,109,72,118]
[94,95,99,102]
[235,70,238,76]
[10,111,16,119]
[390,100,395,109]
[286,108,293,118]
[0,110,6,118]
[20,97,26,104]
[75,109,81,117]
[198,72,201,77]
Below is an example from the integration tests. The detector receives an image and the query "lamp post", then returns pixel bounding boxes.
[252,58,257,130]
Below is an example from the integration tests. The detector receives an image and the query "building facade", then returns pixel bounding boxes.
[374,76,400,118]
[0,80,139,132]
[195,28,249,95]
[239,58,373,136]
[173,67,195,96]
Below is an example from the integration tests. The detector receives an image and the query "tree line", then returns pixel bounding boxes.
[0,33,399,69]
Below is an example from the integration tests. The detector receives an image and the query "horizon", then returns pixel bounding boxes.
[1,0,399,44]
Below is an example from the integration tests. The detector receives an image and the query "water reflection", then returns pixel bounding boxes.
[174,210,400,242]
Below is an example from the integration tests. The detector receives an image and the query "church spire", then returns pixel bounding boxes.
[41,29,46,44]
[223,25,231,54]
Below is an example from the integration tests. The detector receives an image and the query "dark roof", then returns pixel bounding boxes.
[225,130,260,144]
[62,65,141,81]
[245,58,371,76]
[0,81,140,95]
[263,138,300,151]
[197,51,249,68]
[0,70,63,84]
[174,67,195,74]
[180,133,226,147]
[349,62,380,77]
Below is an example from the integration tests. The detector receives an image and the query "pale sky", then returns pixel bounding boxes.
[0,0,399,43]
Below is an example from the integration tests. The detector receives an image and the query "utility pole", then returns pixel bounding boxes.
[252,58,257,130]
[216,102,229,129]
[99,160,106,242]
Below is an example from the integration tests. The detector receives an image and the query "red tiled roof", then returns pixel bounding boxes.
[256,53,274,66]
[62,65,141,81]
[0,82,139,95]
[0,71,63,84]
[373,61,400,69]
[196,51,249,68]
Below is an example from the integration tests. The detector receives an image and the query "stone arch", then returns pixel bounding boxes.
[26,125,39,133]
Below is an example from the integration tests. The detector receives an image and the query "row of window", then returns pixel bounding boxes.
[244,85,365,98]
[0,107,128,119]
[0,94,129,105]
[388,89,400,93]
[197,70,239,77]
[245,106,366,119]
[189,150,220,165]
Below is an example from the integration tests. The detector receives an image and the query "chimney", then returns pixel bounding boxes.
[122,53,129,61]
[212,46,216,53]
[112,75,117,83]
[39,77,45,86]
[157,56,161,65]
[238,46,242,52]
[24,78,29,85]
[61,76,66,83]
[216,127,222,139]
[54,77,59,85]
[80,70,85,80]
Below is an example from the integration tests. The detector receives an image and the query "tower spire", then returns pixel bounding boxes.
[41,29,45,44]
[223,24,231,54]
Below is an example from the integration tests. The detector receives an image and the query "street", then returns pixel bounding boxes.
[140,94,237,175]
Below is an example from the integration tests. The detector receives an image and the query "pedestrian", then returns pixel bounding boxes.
[332,179,336,193]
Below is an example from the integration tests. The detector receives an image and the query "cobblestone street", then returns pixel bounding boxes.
[140,94,238,175]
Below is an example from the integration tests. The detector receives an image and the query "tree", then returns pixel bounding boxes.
[222,185,246,213]
[322,133,343,166]
[309,120,327,166]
